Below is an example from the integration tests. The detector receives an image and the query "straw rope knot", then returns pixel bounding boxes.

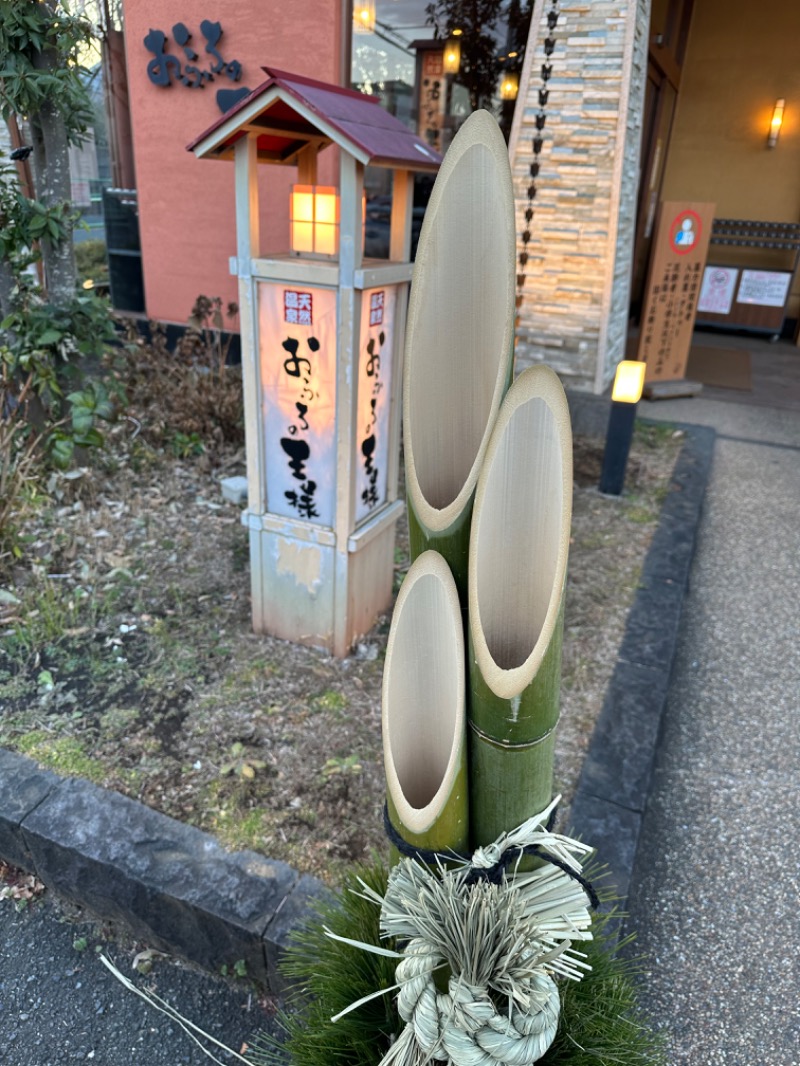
[393,940,561,1066]
[334,799,595,1066]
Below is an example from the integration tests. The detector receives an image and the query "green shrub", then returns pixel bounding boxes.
[74,239,109,286]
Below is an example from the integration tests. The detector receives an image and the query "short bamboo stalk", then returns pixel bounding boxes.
[382,550,469,858]
[467,366,573,848]
[403,109,516,604]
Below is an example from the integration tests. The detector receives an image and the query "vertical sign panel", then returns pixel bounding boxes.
[258,282,338,526]
[418,50,445,153]
[637,201,715,382]
[355,286,397,524]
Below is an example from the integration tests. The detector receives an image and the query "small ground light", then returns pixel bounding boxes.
[599,360,646,495]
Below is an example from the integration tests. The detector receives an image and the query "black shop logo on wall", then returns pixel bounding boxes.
[143,20,251,113]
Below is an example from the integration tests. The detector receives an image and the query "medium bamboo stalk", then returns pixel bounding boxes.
[467,366,573,849]
[403,110,516,603]
[382,550,469,858]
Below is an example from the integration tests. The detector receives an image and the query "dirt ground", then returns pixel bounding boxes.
[0,416,681,884]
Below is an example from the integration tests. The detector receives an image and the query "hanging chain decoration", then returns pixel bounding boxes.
[327,798,594,1066]
[516,0,560,328]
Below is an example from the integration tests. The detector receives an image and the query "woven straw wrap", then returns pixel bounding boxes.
[391,938,560,1066]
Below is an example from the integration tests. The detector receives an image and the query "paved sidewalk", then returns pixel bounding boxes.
[625,392,800,1065]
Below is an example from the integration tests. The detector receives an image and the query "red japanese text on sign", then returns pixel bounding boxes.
[284,290,313,325]
[369,290,385,326]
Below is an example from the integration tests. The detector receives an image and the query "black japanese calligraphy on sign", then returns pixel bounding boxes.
[419,51,444,152]
[360,317,385,510]
[143,21,249,113]
[280,336,321,520]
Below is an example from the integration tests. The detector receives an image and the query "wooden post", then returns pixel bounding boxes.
[333,151,364,655]
[234,134,269,632]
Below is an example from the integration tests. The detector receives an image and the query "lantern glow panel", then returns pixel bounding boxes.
[258,283,338,527]
[768,99,785,148]
[443,38,461,74]
[500,73,519,101]
[353,0,375,33]
[290,186,339,256]
[611,360,646,404]
[356,286,397,524]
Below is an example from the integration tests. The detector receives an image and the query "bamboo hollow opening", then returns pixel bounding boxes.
[403,110,515,538]
[382,551,468,852]
[469,366,572,701]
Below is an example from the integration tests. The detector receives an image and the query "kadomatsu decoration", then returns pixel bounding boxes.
[467,365,572,848]
[403,109,515,603]
[330,799,594,1066]
[382,550,469,858]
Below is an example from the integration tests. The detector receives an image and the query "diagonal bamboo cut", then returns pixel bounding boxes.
[382,551,469,858]
[468,366,573,849]
[403,110,516,604]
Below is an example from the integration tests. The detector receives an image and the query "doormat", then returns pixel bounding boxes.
[686,346,752,390]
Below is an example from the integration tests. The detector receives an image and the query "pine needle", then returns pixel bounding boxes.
[244,861,666,1066]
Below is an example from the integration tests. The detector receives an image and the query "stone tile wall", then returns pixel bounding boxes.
[510,0,650,392]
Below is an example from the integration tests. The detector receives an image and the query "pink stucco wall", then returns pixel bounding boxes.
[123,0,342,326]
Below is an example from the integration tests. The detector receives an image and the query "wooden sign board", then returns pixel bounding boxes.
[637,201,715,382]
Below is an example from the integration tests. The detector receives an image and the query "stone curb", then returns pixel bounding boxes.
[569,408,716,909]
[0,747,330,993]
[0,397,714,985]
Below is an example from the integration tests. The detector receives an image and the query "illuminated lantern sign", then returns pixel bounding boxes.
[259,284,338,525]
[188,67,441,655]
[356,287,396,523]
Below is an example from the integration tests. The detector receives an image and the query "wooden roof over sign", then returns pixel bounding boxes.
[187,66,442,173]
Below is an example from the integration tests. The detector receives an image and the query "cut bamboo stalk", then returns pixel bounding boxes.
[383,550,468,858]
[467,365,572,849]
[403,110,516,602]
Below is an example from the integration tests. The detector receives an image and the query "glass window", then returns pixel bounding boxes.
[353,1,533,257]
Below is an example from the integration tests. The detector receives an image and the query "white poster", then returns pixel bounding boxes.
[736,270,792,308]
[355,286,397,524]
[697,266,738,315]
[258,283,338,527]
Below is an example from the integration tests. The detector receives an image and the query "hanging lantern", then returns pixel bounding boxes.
[290,185,340,256]
[443,34,461,75]
[500,72,519,101]
[353,0,375,34]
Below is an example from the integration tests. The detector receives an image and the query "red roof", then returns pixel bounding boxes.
[187,66,441,173]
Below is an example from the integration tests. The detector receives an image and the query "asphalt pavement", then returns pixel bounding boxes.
[0,889,281,1065]
[625,386,800,1064]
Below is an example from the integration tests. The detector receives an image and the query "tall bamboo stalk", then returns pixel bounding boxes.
[382,551,469,858]
[467,366,573,849]
[403,110,515,603]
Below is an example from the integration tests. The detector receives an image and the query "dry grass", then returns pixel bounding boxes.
[0,400,681,883]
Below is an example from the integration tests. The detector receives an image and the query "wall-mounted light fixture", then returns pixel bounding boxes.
[353,0,375,34]
[500,72,519,101]
[767,98,785,148]
[599,360,646,495]
[443,33,462,75]
[290,185,340,256]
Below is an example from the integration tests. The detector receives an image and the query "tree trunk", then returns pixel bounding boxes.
[31,43,76,306]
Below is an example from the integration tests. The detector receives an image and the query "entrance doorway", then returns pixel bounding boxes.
[630,0,695,318]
